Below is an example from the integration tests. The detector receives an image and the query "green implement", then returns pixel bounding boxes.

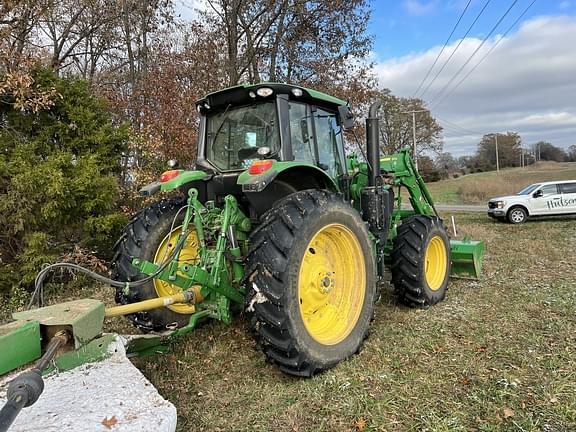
[450,238,486,279]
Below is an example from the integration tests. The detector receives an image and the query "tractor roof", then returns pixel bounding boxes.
[196,83,347,112]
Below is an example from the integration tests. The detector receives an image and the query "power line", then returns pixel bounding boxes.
[436,116,483,136]
[412,0,473,97]
[432,0,538,109]
[417,0,492,99]
[428,0,520,107]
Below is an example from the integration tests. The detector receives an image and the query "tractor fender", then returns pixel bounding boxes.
[237,161,338,194]
[139,170,211,196]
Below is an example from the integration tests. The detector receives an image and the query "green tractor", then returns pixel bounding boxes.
[111,83,484,376]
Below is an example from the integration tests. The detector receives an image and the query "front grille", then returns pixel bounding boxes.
[488,202,497,209]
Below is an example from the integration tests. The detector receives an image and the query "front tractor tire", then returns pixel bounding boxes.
[391,216,451,307]
[245,190,377,377]
[111,197,198,332]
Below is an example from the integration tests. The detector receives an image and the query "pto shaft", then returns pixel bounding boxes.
[104,290,199,318]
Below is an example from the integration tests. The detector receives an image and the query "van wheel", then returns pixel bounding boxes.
[507,207,527,224]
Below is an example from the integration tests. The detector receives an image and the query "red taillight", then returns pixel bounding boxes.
[248,160,273,175]
[160,170,181,183]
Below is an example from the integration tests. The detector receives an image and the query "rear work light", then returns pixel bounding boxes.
[248,160,273,175]
[160,170,181,183]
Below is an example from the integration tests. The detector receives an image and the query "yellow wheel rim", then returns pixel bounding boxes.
[298,223,366,345]
[153,226,199,314]
[424,236,448,291]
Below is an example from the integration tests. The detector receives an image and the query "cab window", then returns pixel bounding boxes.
[313,108,343,178]
[288,102,314,163]
[206,102,280,171]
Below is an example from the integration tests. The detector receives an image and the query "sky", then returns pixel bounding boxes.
[370,0,576,156]
[178,0,576,157]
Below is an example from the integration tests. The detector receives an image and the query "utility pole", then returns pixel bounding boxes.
[495,133,500,172]
[401,109,428,171]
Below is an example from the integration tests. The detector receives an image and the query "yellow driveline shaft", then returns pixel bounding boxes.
[105,290,198,318]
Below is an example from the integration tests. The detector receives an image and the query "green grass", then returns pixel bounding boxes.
[3,214,575,431]
[427,161,576,204]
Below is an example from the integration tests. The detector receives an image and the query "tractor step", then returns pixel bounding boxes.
[450,239,486,279]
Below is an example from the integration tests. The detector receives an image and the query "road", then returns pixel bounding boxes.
[434,204,485,213]
[401,204,485,213]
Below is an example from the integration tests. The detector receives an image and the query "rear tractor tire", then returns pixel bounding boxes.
[245,190,377,377]
[391,216,451,307]
[111,197,199,332]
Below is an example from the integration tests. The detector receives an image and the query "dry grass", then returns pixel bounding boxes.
[4,213,576,431]
[427,162,576,204]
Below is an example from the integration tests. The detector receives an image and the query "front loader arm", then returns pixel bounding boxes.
[380,148,436,216]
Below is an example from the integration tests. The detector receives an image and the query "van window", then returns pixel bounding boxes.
[560,183,576,194]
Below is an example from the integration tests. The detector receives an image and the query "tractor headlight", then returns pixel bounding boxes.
[256,87,273,97]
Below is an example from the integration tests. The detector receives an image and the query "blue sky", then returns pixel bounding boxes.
[370,0,575,59]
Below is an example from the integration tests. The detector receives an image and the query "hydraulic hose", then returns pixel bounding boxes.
[27,228,192,310]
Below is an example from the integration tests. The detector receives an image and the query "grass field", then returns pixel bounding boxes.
[119,213,575,431]
[2,213,575,430]
[427,162,576,204]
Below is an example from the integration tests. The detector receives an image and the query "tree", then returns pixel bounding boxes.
[567,145,576,162]
[377,89,443,156]
[533,141,567,162]
[476,132,522,171]
[435,152,458,179]
[201,0,375,105]
[418,155,441,182]
[0,67,129,293]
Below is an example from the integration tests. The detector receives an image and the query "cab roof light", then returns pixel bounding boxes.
[160,170,181,183]
[248,159,273,175]
[291,88,303,97]
[256,87,273,97]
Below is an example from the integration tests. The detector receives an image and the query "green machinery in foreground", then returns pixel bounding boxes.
[1,84,485,384]
[110,83,484,376]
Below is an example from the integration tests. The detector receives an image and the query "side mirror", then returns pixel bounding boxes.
[533,190,543,198]
[338,105,355,130]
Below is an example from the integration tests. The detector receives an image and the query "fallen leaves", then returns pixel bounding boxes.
[101,415,118,429]
[503,407,515,419]
[355,417,366,431]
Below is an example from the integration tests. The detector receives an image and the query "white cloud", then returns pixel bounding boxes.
[374,15,576,156]
[403,0,438,16]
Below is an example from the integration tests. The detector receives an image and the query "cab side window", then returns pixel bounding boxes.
[314,108,343,178]
[288,102,314,163]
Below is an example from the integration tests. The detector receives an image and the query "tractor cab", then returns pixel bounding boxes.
[193,84,349,212]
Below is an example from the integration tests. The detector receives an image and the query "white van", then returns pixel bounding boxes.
[487,180,576,223]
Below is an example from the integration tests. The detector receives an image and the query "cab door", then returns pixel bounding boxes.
[530,184,560,215]
[559,182,576,214]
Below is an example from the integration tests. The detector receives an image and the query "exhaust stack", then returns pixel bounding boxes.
[366,101,381,186]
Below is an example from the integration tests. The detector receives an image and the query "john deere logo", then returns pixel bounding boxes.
[547,197,576,209]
